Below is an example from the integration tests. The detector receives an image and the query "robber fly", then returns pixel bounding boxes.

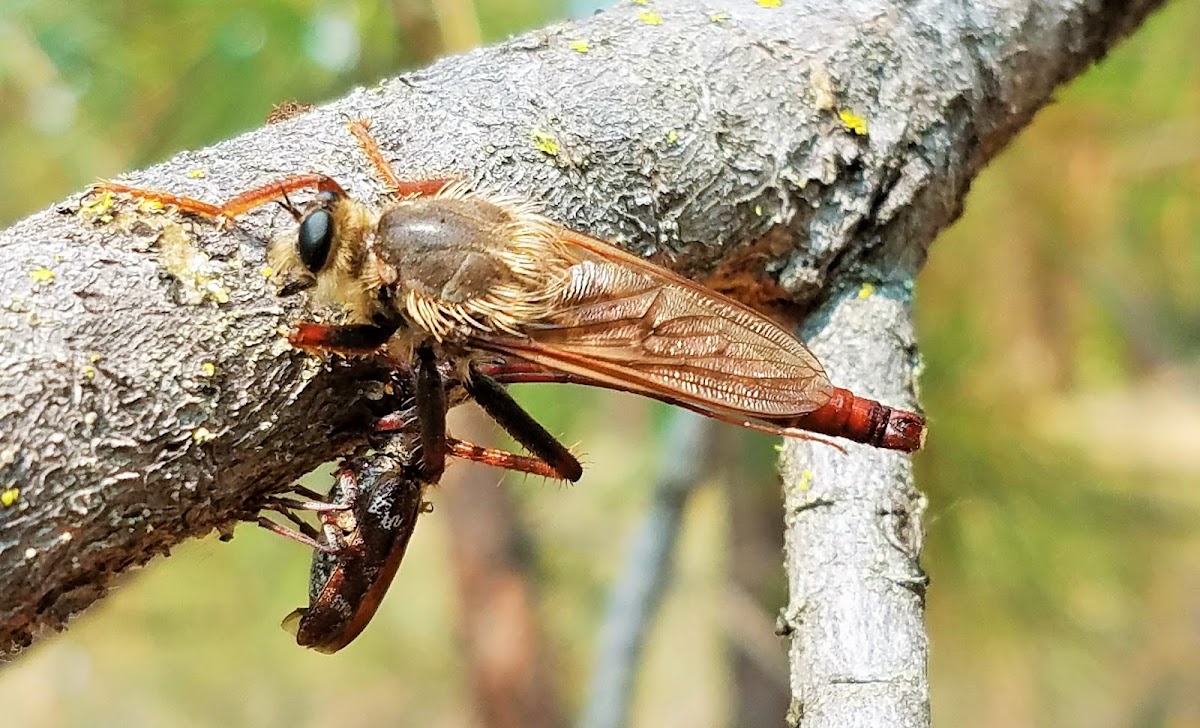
[97,118,925,481]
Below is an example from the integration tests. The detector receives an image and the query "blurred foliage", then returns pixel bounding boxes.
[0,1,1198,727]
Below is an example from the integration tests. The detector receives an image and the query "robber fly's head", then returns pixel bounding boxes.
[268,177,378,321]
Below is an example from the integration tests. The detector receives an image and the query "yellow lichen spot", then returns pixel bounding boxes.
[530,129,560,157]
[82,366,96,381]
[29,266,55,284]
[1,487,19,508]
[798,469,814,492]
[261,266,275,278]
[637,11,663,24]
[630,0,648,4]
[81,189,116,218]
[159,223,233,305]
[756,0,782,7]
[665,129,679,145]
[137,198,165,212]
[858,282,876,299]
[838,109,869,135]
[204,280,231,304]
[710,11,730,22]
[88,352,102,363]
[200,362,217,377]
[192,427,217,444]
[568,39,590,53]
[755,204,763,216]
[187,168,207,179]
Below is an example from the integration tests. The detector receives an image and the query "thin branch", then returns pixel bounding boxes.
[781,289,927,727]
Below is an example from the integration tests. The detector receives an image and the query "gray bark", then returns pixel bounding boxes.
[0,0,1166,724]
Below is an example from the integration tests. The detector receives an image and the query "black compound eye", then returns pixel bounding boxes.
[297,209,333,274]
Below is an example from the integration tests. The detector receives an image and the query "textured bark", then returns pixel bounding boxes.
[0,2,1167,724]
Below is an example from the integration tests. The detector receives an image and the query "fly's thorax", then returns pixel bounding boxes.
[375,197,518,304]
[371,190,577,340]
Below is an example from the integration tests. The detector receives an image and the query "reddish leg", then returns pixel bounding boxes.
[447,438,570,480]
[345,119,458,198]
[375,415,575,481]
[287,321,398,355]
[96,175,348,221]
[464,368,583,481]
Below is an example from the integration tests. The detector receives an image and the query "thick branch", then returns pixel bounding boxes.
[0,0,1165,677]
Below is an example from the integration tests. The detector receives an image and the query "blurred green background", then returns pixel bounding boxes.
[1,1,1197,726]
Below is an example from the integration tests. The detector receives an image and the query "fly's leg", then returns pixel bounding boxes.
[345,119,458,198]
[287,321,399,355]
[375,410,577,480]
[465,367,583,482]
[95,175,348,222]
[413,344,448,482]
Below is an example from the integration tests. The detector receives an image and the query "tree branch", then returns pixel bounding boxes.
[0,7,1165,716]
[781,290,926,727]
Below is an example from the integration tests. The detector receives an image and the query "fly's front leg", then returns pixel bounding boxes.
[414,344,448,482]
[95,174,348,222]
[287,321,399,356]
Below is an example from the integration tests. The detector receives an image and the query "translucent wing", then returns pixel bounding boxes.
[469,227,834,419]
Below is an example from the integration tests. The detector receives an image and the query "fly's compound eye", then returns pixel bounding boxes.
[297,209,334,274]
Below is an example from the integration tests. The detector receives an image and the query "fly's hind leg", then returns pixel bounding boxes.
[465,367,584,482]
[375,410,577,481]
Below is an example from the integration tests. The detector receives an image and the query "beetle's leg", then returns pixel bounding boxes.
[282,483,334,503]
[263,495,349,514]
[345,119,457,198]
[465,367,583,482]
[256,516,344,554]
[95,175,348,221]
[287,321,399,355]
[414,344,448,482]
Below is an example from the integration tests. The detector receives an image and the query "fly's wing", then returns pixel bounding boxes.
[469,227,834,419]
